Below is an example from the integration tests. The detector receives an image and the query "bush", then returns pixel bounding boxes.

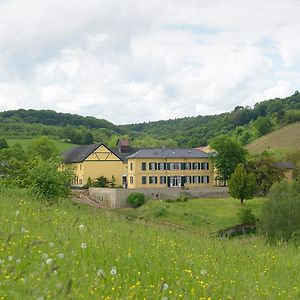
[260,180,300,243]
[154,207,169,218]
[238,207,256,224]
[127,192,145,208]
[25,158,73,202]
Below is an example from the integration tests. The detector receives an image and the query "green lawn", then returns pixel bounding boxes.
[122,197,265,233]
[6,138,77,152]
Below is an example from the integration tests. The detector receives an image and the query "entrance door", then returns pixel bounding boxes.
[171,176,180,187]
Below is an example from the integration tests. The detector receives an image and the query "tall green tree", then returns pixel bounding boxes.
[0,138,9,149]
[228,164,256,204]
[210,135,248,184]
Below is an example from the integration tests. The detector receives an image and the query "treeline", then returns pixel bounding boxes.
[122,91,300,147]
[0,92,299,147]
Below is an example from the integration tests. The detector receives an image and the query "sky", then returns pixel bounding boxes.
[0,0,299,125]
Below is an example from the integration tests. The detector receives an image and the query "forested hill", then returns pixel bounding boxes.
[0,109,121,132]
[0,92,300,148]
[121,91,300,147]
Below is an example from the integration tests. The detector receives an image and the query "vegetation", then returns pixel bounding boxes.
[210,135,247,183]
[228,164,256,204]
[0,92,300,148]
[260,180,300,243]
[1,189,300,299]
[246,122,300,154]
[238,207,256,225]
[127,192,146,208]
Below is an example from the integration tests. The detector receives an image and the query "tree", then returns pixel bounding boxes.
[260,180,300,243]
[0,138,9,149]
[94,176,109,187]
[228,164,256,204]
[246,155,284,196]
[28,136,58,160]
[210,135,248,184]
[254,116,273,137]
[83,132,94,144]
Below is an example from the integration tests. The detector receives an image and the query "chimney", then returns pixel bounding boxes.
[116,138,131,153]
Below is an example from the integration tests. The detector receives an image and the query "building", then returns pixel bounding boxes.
[274,161,295,181]
[62,140,214,189]
[127,148,213,189]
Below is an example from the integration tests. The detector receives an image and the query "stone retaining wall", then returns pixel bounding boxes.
[89,187,229,209]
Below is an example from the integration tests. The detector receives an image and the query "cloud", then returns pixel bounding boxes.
[0,0,299,124]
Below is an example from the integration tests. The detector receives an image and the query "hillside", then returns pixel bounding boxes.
[2,188,300,299]
[246,122,300,154]
[0,92,300,148]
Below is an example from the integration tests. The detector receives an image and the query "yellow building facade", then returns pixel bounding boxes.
[62,142,213,189]
[127,149,214,189]
[62,143,128,187]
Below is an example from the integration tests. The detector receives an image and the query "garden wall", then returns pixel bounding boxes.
[89,187,229,209]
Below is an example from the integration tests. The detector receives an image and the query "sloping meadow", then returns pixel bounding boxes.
[1,189,300,299]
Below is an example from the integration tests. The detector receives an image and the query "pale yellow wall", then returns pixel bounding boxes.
[127,158,214,189]
[63,145,126,187]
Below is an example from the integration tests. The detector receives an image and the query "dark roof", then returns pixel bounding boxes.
[116,138,130,147]
[62,143,139,163]
[274,162,295,169]
[62,143,102,163]
[126,148,209,159]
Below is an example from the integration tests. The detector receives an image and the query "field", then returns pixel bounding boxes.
[6,139,77,152]
[246,122,300,155]
[122,198,265,233]
[1,189,300,299]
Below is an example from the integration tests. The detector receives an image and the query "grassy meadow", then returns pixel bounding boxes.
[1,189,300,299]
[246,122,300,155]
[122,198,265,233]
[6,139,77,153]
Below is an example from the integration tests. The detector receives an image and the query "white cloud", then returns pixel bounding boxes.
[0,0,299,124]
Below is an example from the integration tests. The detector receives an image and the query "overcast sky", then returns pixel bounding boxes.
[0,0,299,124]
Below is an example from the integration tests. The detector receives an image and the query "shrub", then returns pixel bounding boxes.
[127,192,145,208]
[25,158,73,202]
[94,176,109,187]
[154,207,169,218]
[260,180,300,243]
[238,207,256,224]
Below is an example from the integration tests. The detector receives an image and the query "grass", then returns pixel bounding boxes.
[122,197,265,233]
[246,122,300,154]
[6,138,77,152]
[1,188,300,299]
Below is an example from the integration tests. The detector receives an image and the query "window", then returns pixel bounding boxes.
[142,176,147,184]
[149,162,157,171]
[181,163,186,170]
[142,162,146,171]
[201,162,209,170]
[79,164,82,171]
[158,163,165,170]
[149,176,158,184]
[202,176,210,183]
[170,163,180,170]
[192,163,198,170]
[160,176,166,184]
[130,176,133,184]
[130,163,133,171]
[79,179,82,185]
[192,176,199,184]
[185,163,191,170]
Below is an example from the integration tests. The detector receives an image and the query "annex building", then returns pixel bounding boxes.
[62,139,214,189]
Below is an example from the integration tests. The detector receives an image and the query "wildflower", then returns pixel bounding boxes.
[127,253,132,258]
[162,283,169,291]
[16,259,21,264]
[58,253,64,259]
[162,297,168,300]
[42,253,48,259]
[20,227,27,233]
[97,269,104,277]
[15,210,20,216]
[49,242,54,248]
[0,259,4,264]
[110,266,117,276]
[46,258,53,265]
[81,243,87,249]
[7,256,13,262]
[79,224,85,230]
[200,269,207,275]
